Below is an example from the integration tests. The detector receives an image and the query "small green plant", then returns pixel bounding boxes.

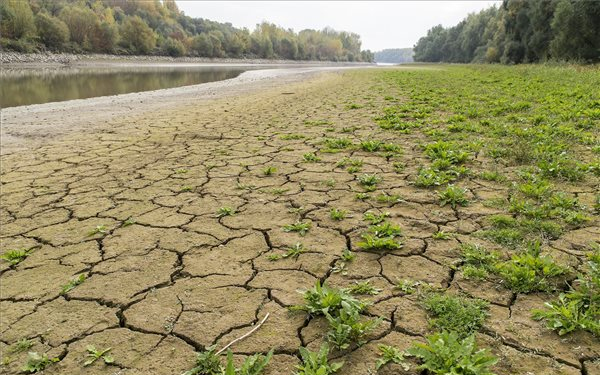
[324,138,352,150]
[262,166,277,176]
[0,248,32,265]
[293,281,367,316]
[326,301,382,349]
[329,208,348,221]
[180,186,193,192]
[355,192,370,201]
[533,249,600,336]
[375,345,409,371]
[83,345,114,366]
[346,281,381,295]
[176,168,188,174]
[495,242,567,293]
[341,249,355,262]
[357,174,381,190]
[303,152,321,162]
[480,171,505,182]
[407,332,497,375]
[423,293,489,338]
[295,344,343,375]
[432,230,453,240]
[10,338,33,354]
[88,225,108,237]
[360,139,383,152]
[462,265,489,280]
[395,279,420,294]
[392,161,405,173]
[280,243,308,260]
[369,222,402,237]
[336,157,363,172]
[184,345,222,375]
[122,217,136,227]
[357,234,401,251]
[22,352,59,373]
[438,185,468,208]
[281,134,305,140]
[60,274,86,295]
[216,207,235,218]
[363,211,390,224]
[375,193,403,205]
[283,221,311,236]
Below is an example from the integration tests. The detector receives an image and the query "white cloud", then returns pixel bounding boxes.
[176,1,500,51]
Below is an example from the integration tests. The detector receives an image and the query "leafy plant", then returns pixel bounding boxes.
[10,338,33,354]
[0,248,32,265]
[303,152,321,163]
[326,301,382,349]
[324,138,352,150]
[216,207,236,218]
[262,166,277,176]
[330,208,348,221]
[395,279,420,294]
[184,345,222,375]
[376,345,409,371]
[60,274,86,295]
[122,217,136,227]
[88,225,108,237]
[346,281,381,295]
[224,349,273,375]
[295,344,343,375]
[293,281,367,316]
[360,139,383,152]
[423,293,489,338]
[83,345,114,366]
[357,234,401,251]
[22,352,59,373]
[495,243,566,293]
[357,174,381,191]
[363,211,390,224]
[354,192,370,201]
[533,249,600,336]
[438,185,469,208]
[432,230,453,240]
[283,221,311,236]
[281,243,307,260]
[407,332,497,375]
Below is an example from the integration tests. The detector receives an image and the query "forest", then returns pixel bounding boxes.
[413,0,600,64]
[374,48,414,64]
[0,0,374,62]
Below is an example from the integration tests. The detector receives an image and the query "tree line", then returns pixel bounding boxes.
[0,0,374,62]
[374,48,413,64]
[413,0,600,64]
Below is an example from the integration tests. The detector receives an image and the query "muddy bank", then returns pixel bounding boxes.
[0,66,359,154]
[0,51,373,68]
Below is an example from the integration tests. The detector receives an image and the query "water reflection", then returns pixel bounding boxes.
[0,66,248,108]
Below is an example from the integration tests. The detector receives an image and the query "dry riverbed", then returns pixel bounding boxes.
[0,66,598,374]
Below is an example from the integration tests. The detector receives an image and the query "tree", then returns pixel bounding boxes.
[35,12,69,50]
[120,15,156,54]
[161,37,185,57]
[0,0,36,40]
[59,5,97,50]
[191,33,213,57]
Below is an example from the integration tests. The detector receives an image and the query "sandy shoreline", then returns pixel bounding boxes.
[0,66,362,155]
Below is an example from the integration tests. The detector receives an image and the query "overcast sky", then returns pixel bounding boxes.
[176,1,500,51]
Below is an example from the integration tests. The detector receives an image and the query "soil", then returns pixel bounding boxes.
[0,67,597,374]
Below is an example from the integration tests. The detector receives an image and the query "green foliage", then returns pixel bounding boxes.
[262,166,277,176]
[324,138,353,150]
[346,281,381,295]
[358,220,403,251]
[363,211,390,224]
[533,249,600,336]
[432,230,453,240]
[329,208,348,221]
[22,352,59,373]
[294,281,367,316]
[295,344,343,375]
[360,139,383,152]
[395,279,420,294]
[0,248,32,265]
[283,221,311,236]
[303,153,321,163]
[88,225,108,237]
[495,243,567,293]
[83,345,114,367]
[376,345,409,371]
[216,207,236,218]
[10,339,33,354]
[184,346,272,375]
[35,12,69,50]
[438,185,469,208]
[326,301,382,349]
[60,274,86,295]
[414,0,600,64]
[423,293,489,338]
[0,0,36,40]
[407,332,497,375]
[357,174,381,190]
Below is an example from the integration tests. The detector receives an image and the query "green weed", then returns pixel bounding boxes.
[22,352,59,373]
[216,207,236,218]
[438,185,468,208]
[60,274,86,295]
[262,166,277,176]
[283,221,311,236]
[303,152,321,163]
[83,345,114,367]
[330,208,348,221]
[295,344,343,375]
[423,293,489,338]
[375,345,409,371]
[346,281,381,296]
[0,248,32,265]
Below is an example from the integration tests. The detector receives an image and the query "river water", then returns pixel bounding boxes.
[0,65,263,108]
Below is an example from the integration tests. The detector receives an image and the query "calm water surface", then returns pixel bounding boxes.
[0,65,253,108]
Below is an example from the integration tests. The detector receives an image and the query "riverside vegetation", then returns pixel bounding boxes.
[1,64,598,374]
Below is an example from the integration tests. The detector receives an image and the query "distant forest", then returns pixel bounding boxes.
[0,0,374,61]
[374,48,413,64]
[414,0,600,64]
